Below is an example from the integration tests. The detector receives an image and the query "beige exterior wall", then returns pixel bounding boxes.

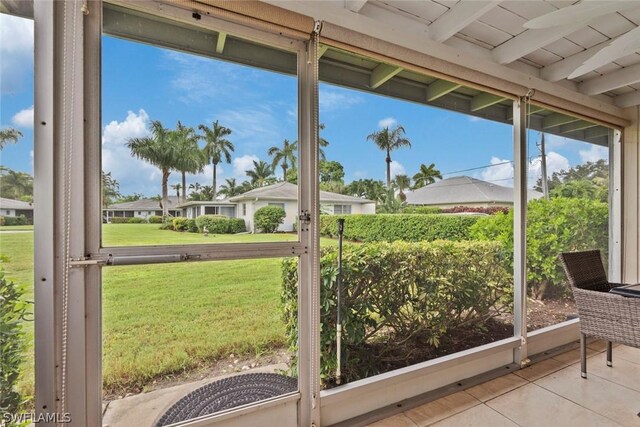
[623,106,640,283]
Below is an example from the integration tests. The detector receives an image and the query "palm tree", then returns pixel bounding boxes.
[366,124,411,188]
[218,178,243,198]
[0,128,22,150]
[0,169,33,199]
[319,123,330,160]
[171,183,182,198]
[393,174,411,202]
[126,120,177,217]
[172,122,205,203]
[412,163,442,189]
[199,120,234,199]
[246,160,274,188]
[268,139,297,181]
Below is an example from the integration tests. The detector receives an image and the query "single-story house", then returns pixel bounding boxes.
[0,197,34,220]
[405,176,543,208]
[103,196,183,221]
[229,182,376,232]
[178,200,237,219]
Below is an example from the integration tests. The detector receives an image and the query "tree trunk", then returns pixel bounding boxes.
[386,151,392,189]
[162,168,170,218]
[181,171,187,204]
[212,162,217,200]
[282,164,287,182]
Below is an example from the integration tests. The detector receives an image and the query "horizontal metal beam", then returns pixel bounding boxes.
[542,113,581,129]
[614,90,640,108]
[426,79,461,102]
[429,0,502,43]
[580,63,640,95]
[559,120,597,134]
[96,242,305,265]
[370,63,403,89]
[470,93,507,112]
[216,31,227,54]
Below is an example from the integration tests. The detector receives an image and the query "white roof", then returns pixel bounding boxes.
[405,176,542,206]
[0,197,33,210]
[229,182,374,204]
[106,196,181,211]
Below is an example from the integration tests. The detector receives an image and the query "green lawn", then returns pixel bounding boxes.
[1,224,333,397]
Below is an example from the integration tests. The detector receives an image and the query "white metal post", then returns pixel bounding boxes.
[297,35,321,426]
[33,1,97,424]
[609,129,623,283]
[513,98,528,366]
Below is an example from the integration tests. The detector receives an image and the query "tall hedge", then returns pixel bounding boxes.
[320,214,480,242]
[470,197,608,299]
[281,240,512,383]
[195,215,246,234]
[254,206,286,233]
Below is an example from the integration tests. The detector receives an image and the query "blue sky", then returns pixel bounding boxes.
[1,14,608,197]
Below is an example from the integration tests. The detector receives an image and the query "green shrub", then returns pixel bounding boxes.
[195,215,246,234]
[320,214,480,242]
[281,240,512,383]
[128,217,146,224]
[401,206,442,215]
[254,206,286,233]
[109,217,131,224]
[159,220,173,230]
[186,219,199,233]
[148,215,163,224]
[470,198,608,299]
[1,269,29,418]
[0,215,29,226]
[172,217,190,232]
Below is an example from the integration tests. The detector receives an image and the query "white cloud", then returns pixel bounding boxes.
[0,14,34,94]
[101,109,160,195]
[319,88,362,112]
[468,116,482,123]
[232,154,260,180]
[215,107,281,148]
[378,117,397,129]
[529,151,570,188]
[579,144,608,163]
[390,160,406,179]
[12,105,34,128]
[480,157,513,183]
[478,151,570,188]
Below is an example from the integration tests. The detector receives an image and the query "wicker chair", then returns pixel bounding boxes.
[559,250,640,378]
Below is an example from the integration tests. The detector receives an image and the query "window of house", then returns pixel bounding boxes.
[205,206,219,215]
[333,204,351,215]
[242,203,247,216]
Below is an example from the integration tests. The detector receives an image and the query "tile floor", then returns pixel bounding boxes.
[367,342,640,427]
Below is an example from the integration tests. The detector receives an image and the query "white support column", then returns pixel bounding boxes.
[622,107,640,283]
[34,1,98,425]
[297,37,321,426]
[609,129,623,283]
[513,98,528,366]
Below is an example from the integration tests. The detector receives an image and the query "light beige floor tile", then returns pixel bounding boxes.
[587,339,609,352]
[552,347,599,365]
[587,353,640,392]
[429,403,518,427]
[465,374,528,402]
[366,413,418,427]
[487,383,621,426]
[613,345,640,365]
[404,391,480,427]
[535,365,640,426]
[513,357,566,381]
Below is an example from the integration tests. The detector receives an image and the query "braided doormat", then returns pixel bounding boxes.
[155,373,297,426]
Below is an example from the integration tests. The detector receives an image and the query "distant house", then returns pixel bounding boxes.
[178,200,237,219]
[229,182,376,232]
[0,197,34,221]
[405,176,543,208]
[103,196,183,222]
